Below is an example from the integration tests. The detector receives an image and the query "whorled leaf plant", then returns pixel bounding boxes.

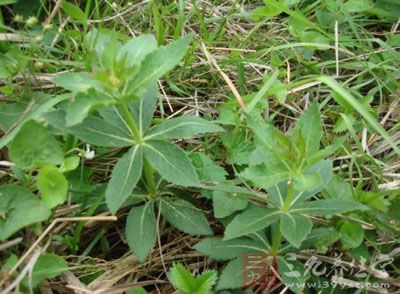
[43,30,223,262]
[195,103,369,291]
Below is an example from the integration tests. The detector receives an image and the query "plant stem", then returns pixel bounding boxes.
[118,102,157,197]
[271,223,282,253]
[143,158,157,197]
[118,102,142,144]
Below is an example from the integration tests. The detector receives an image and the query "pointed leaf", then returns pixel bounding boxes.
[117,34,157,67]
[9,120,64,169]
[69,116,135,147]
[216,257,244,290]
[53,72,102,92]
[292,103,322,156]
[145,116,224,140]
[213,191,248,218]
[126,202,156,263]
[224,207,280,240]
[280,213,312,248]
[160,199,212,235]
[278,256,309,294]
[291,199,368,216]
[130,83,159,135]
[168,263,197,293]
[106,146,143,214]
[240,163,290,190]
[143,140,200,186]
[125,34,193,98]
[194,237,264,261]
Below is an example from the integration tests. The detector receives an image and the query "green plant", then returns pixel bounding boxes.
[195,103,370,291]
[23,30,221,262]
[168,263,217,294]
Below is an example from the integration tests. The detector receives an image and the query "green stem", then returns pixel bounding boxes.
[271,223,282,253]
[282,180,295,212]
[143,158,157,198]
[118,102,157,197]
[118,102,142,144]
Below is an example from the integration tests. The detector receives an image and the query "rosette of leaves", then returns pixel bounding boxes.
[46,30,224,262]
[195,104,368,291]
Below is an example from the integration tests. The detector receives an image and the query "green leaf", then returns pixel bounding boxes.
[0,185,51,241]
[66,89,113,127]
[143,140,200,186]
[130,83,159,136]
[117,34,157,68]
[125,34,193,98]
[317,76,400,156]
[25,254,68,287]
[293,172,323,192]
[53,72,101,92]
[8,120,64,169]
[168,263,217,294]
[0,94,68,149]
[160,199,212,235]
[291,199,368,216]
[126,202,156,263]
[299,31,330,50]
[338,221,364,249]
[169,263,197,293]
[145,116,223,140]
[213,191,248,218]
[194,237,264,261]
[293,103,322,156]
[280,213,312,248]
[216,257,243,290]
[106,146,143,214]
[61,1,86,22]
[37,165,68,209]
[345,0,374,12]
[224,207,280,240]
[278,256,309,294]
[240,163,290,190]
[59,156,80,173]
[69,115,134,147]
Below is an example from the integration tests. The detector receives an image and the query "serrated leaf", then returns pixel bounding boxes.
[0,185,51,241]
[37,165,68,208]
[213,190,248,218]
[216,257,243,290]
[8,120,64,169]
[106,145,143,214]
[145,116,223,140]
[126,202,156,263]
[160,199,212,235]
[125,34,193,98]
[24,254,68,287]
[291,199,368,216]
[194,237,264,261]
[280,213,312,248]
[169,263,196,293]
[224,207,280,240]
[143,140,200,187]
[117,34,157,68]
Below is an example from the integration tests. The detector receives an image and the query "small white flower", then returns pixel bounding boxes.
[84,144,95,160]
